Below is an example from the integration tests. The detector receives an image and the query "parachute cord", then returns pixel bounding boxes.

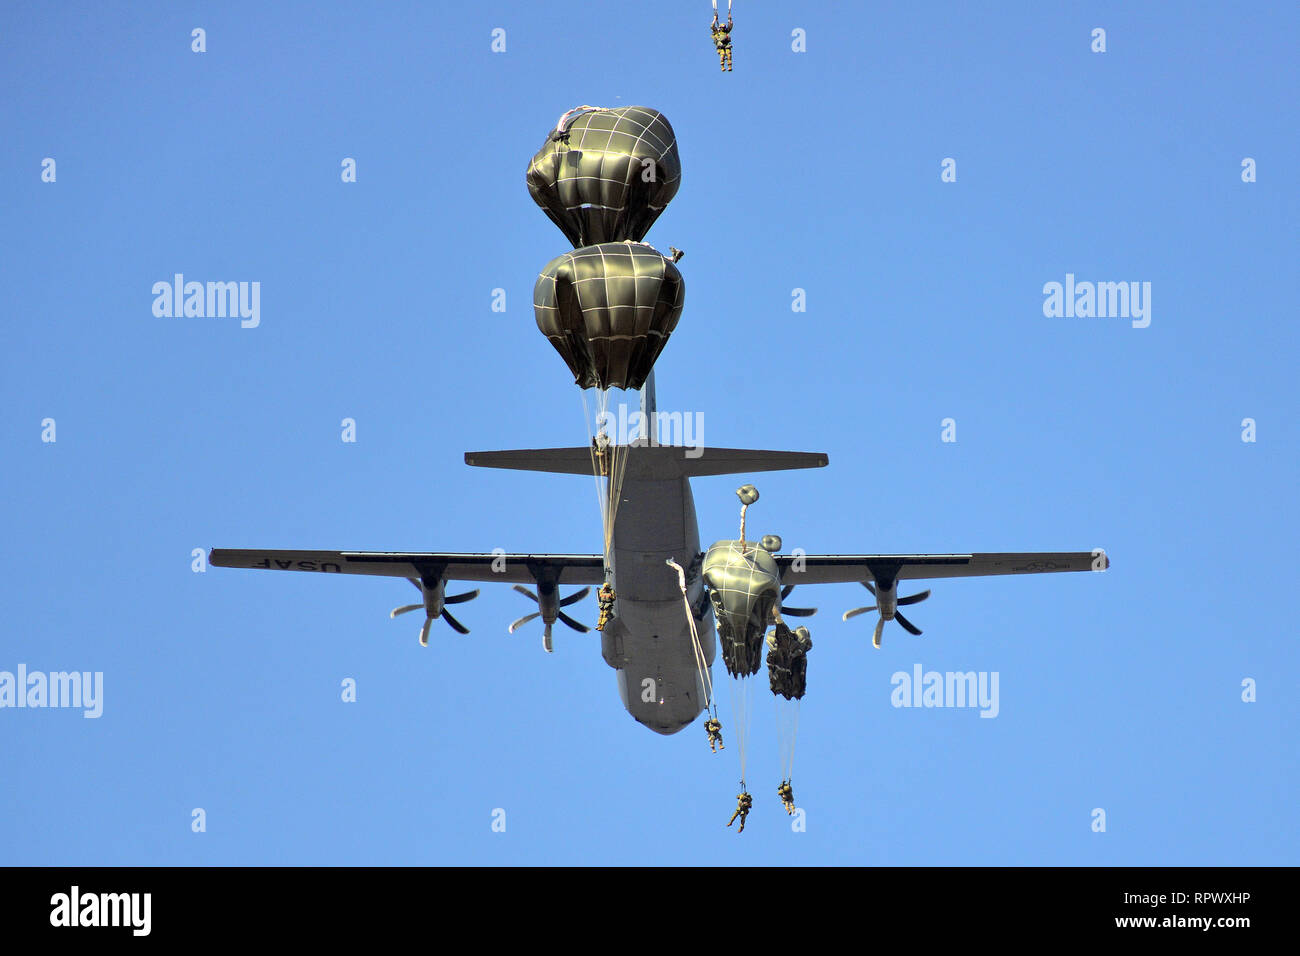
[774,694,785,783]
[666,558,716,718]
[583,388,625,578]
[775,697,795,784]
[610,434,630,545]
[730,675,750,789]
[788,700,800,783]
[583,388,628,572]
[581,389,610,567]
[743,678,752,784]
[683,583,715,716]
[730,680,742,785]
[597,393,632,568]
[598,391,615,561]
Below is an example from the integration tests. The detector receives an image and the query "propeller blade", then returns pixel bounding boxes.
[559,587,591,608]
[897,589,931,607]
[419,616,434,647]
[513,587,588,643]
[781,585,795,599]
[509,612,540,633]
[390,604,423,618]
[862,581,876,596]
[894,611,923,636]
[842,606,876,621]
[872,616,885,648]
[781,606,817,617]
[445,589,480,605]
[558,611,590,633]
[406,577,422,592]
[441,609,470,635]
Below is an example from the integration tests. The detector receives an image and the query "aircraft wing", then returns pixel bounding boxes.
[208,550,606,585]
[774,551,1107,585]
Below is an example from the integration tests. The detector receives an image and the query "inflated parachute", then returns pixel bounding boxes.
[534,242,684,391]
[527,106,681,248]
[702,539,781,679]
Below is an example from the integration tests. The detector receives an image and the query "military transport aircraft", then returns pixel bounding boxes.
[210,391,1107,736]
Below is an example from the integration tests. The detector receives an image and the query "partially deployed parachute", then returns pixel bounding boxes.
[702,539,781,678]
[534,242,685,391]
[527,106,681,248]
[766,621,812,700]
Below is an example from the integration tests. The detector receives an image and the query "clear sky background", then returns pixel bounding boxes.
[2,1,1295,865]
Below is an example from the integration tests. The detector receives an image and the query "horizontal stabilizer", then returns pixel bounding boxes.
[465,442,828,480]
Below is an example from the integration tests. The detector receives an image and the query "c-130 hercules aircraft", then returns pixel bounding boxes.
[209,374,1107,735]
[211,103,1108,738]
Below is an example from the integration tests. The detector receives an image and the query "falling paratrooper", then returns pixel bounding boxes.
[710,0,734,72]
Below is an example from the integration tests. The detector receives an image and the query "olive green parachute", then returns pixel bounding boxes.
[766,621,812,700]
[534,242,685,391]
[702,540,781,678]
[527,106,681,248]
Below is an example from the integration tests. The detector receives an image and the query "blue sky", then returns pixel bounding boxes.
[1,1,1295,865]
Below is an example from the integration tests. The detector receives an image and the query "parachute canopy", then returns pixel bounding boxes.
[766,621,812,700]
[703,540,780,678]
[534,242,685,391]
[527,106,681,248]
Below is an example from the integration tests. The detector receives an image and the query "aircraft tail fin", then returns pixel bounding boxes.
[465,444,827,480]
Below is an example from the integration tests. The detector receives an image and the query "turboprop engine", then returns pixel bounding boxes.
[390,576,480,646]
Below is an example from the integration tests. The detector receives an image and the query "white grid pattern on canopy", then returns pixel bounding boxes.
[703,540,780,678]
[527,106,681,248]
[533,241,684,391]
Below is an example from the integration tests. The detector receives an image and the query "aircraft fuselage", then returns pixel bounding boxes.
[603,474,715,734]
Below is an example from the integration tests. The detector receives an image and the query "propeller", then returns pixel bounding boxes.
[778,584,817,618]
[509,584,591,653]
[842,581,930,648]
[390,577,479,646]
